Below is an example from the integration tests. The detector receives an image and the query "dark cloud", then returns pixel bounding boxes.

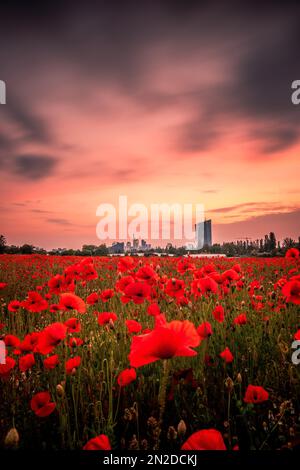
[46,218,73,226]
[4,97,52,144]
[12,155,58,180]
[214,208,300,242]
[31,209,52,214]
[0,1,300,157]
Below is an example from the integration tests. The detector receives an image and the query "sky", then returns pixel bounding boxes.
[0,0,300,249]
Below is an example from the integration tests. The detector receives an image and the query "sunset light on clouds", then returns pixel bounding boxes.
[1,1,300,249]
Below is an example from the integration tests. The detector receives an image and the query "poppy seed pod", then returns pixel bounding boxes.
[4,427,20,448]
[236,373,242,384]
[224,377,234,392]
[167,426,177,440]
[177,419,187,436]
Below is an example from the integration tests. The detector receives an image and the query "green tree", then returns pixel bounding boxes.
[20,244,34,254]
[0,234,7,254]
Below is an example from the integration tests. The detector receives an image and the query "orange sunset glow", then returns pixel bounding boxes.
[1,2,300,249]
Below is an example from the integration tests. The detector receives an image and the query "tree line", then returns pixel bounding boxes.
[0,232,299,257]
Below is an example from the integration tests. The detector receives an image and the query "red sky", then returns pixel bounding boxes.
[0,2,300,249]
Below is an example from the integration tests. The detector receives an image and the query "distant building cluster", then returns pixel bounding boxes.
[108,237,151,254]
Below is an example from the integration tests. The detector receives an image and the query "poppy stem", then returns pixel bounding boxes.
[157,359,169,449]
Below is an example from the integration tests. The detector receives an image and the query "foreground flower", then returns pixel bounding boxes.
[21,291,48,312]
[181,429,226,450]
[244,385,269,403]
[43,354,60,370]
[8,300,21,313]
[282,280,300,305]
[126,319,142,334]
[65,355,81,374]
[220,347,234,363]
[36,322,67,355]
[129,314,200,367]
[197,321,213,340]
[285,248,299,259]
[121,281,151,304]
[30,391,56,417]
[83,434,111,450]
[212,305,225,323]
[0,357,16,378]
[117,368,137,387]
[97,311,117,325]
[19,353,35,372]
[59,293,86,313]
[233,313,247,325]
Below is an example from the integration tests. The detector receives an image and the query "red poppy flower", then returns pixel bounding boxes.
[65,356,81,374]
[4,334,21,348]
[126,319,142,334]
[117,257,135,273]
[64,317,81,333]
[36,322,67,355]
[0,357,16,378]
[83,434,111,450]
[43,354,60,370]
[177,259,195,274]
[30,391,56,417]
[19,353,35,372]
[82,264,98,281]
[8,300,21,313]
[197,321,213,340]
[136,266,157,284]
[21,291,48,312]
[122,282,151,304]
[165,278,185,298]
[282,280,300,304]
[285,248,299,259]
[69,337,83,348]
[129,314,200,368]
[233,313,247,325]
[86,292,99,305]
[197,277,218,295]
[59,293,86,313]
[212,305,225,323]
[221,269,240,283]
[97,312,118,325]
[294,329,300,340]
[100,289,114,302]
[244,385,269,403]
[181,429,226,450]
[48,274,75,294]
[0,282,8,290]
[220,347,234,363]
[117,368,137,387]
[19,333,40,352]
[147,303,161,316]
[115,275,135,292]
[49,304,60,313]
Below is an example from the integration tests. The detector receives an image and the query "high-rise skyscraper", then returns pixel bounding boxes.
[195,219,212,248]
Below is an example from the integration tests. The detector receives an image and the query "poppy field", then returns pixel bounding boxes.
[0,251,300,451]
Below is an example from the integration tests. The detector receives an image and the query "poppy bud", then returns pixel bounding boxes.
[56,384,65,397]
[177,419,187,436]
[155,265,160,272]
[4,427,20,448]
[236,373,242,383]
